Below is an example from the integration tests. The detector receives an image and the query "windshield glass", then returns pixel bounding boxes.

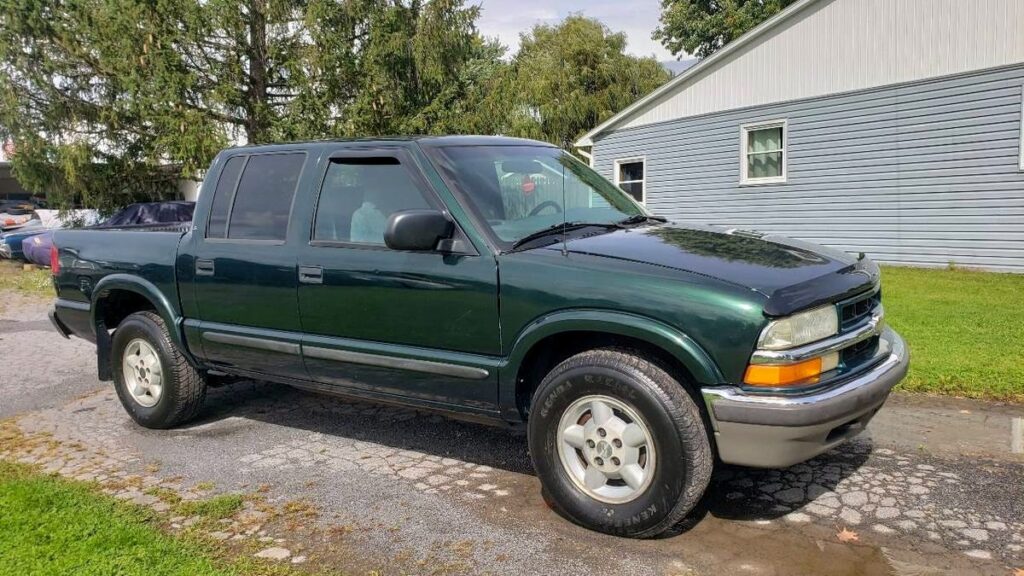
[427,145,645,248]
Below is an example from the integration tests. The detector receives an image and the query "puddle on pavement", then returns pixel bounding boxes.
[475,473,1005,576]
[651,516,891,576]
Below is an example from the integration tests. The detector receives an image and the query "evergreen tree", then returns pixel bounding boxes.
[0,0,488,209]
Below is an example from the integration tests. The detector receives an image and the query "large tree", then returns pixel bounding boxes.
[0,0,490,211]
[654,0,798,59]
[500,15,670,150]
[0,4,671,210]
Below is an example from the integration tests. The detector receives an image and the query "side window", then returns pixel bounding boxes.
[206,155,245,238]
[313,158,432,245]
[227,153,305,241]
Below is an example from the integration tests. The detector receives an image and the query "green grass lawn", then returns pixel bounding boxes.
[0,461,300,576]
[0,260,53,298]
[882,265,1024,402]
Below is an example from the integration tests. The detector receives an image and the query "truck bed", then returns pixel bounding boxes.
[51,227,189,342]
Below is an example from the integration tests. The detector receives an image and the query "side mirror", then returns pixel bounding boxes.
[384,210,454,251]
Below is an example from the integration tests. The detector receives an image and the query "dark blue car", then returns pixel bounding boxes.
[0,221,47,259]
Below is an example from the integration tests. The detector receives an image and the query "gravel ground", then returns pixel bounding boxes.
[0,295,95,418]
[2,292,1022,575]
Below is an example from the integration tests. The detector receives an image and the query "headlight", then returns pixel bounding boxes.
[757,305,838,350]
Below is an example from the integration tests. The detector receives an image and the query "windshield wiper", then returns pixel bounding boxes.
[509,221,618,251]
[618,214,668,226]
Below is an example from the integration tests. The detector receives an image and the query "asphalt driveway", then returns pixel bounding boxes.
[2,293,1022,575]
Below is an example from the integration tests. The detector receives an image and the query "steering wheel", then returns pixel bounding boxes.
[528,200,563,217]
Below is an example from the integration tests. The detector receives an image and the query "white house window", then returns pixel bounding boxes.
[741,121,787,184]
[614,158,645,203]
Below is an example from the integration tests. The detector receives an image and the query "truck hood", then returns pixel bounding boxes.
[549,223,880,316]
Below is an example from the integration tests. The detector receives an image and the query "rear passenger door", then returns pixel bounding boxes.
[188,151,309,380]
[295,148,501,412]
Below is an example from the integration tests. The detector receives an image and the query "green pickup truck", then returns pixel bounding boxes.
[49,136,907,537]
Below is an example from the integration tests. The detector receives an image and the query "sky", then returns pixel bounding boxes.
[474,0,680,62]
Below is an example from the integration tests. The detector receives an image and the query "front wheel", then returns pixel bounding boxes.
[111,311,207,429]
[528,348,712,537]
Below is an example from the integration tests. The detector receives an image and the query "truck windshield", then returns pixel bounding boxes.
[427,145,646,249]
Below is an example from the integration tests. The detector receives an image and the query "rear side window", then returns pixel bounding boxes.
[313,158,431,245]
[226,153,305,241]
[207,155,245,238]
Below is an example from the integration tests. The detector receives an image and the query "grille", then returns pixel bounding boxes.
[829,289,884,373]
[840,290,880,329]
[841,335,878,367]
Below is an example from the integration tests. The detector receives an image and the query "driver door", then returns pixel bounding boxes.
[296,147,502,412]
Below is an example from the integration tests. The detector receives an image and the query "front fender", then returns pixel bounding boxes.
[91,274,197,379]
[499,309,725,421]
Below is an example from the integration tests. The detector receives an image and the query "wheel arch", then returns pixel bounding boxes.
[90,274,197,380]
[501,310,724,421]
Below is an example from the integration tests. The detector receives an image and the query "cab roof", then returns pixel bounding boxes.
[223,135,556,154]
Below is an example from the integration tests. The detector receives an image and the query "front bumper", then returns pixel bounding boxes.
[703,326,908,468]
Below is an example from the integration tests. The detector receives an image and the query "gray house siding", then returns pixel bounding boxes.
[592,64,1024,272]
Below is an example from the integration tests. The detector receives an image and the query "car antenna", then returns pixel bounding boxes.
[561,151,568,256]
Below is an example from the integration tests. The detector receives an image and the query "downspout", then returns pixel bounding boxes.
[576,147,593,167]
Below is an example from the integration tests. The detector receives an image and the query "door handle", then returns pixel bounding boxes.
[298,265,323,284]
[195,259,215,276]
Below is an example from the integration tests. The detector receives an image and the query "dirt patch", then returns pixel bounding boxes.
[0,286,51,319]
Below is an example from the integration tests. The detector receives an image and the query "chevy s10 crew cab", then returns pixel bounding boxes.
[49,136,908,537]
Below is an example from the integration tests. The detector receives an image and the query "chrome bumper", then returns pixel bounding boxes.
[703,327,908,468]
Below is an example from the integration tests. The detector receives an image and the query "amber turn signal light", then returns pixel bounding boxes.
[743,357,823,387]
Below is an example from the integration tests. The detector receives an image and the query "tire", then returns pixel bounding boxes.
[111,311,207,429]
[527,348,712,538]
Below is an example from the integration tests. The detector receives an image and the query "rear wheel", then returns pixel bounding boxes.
[528,348,712,537]
[111,311,207,429]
